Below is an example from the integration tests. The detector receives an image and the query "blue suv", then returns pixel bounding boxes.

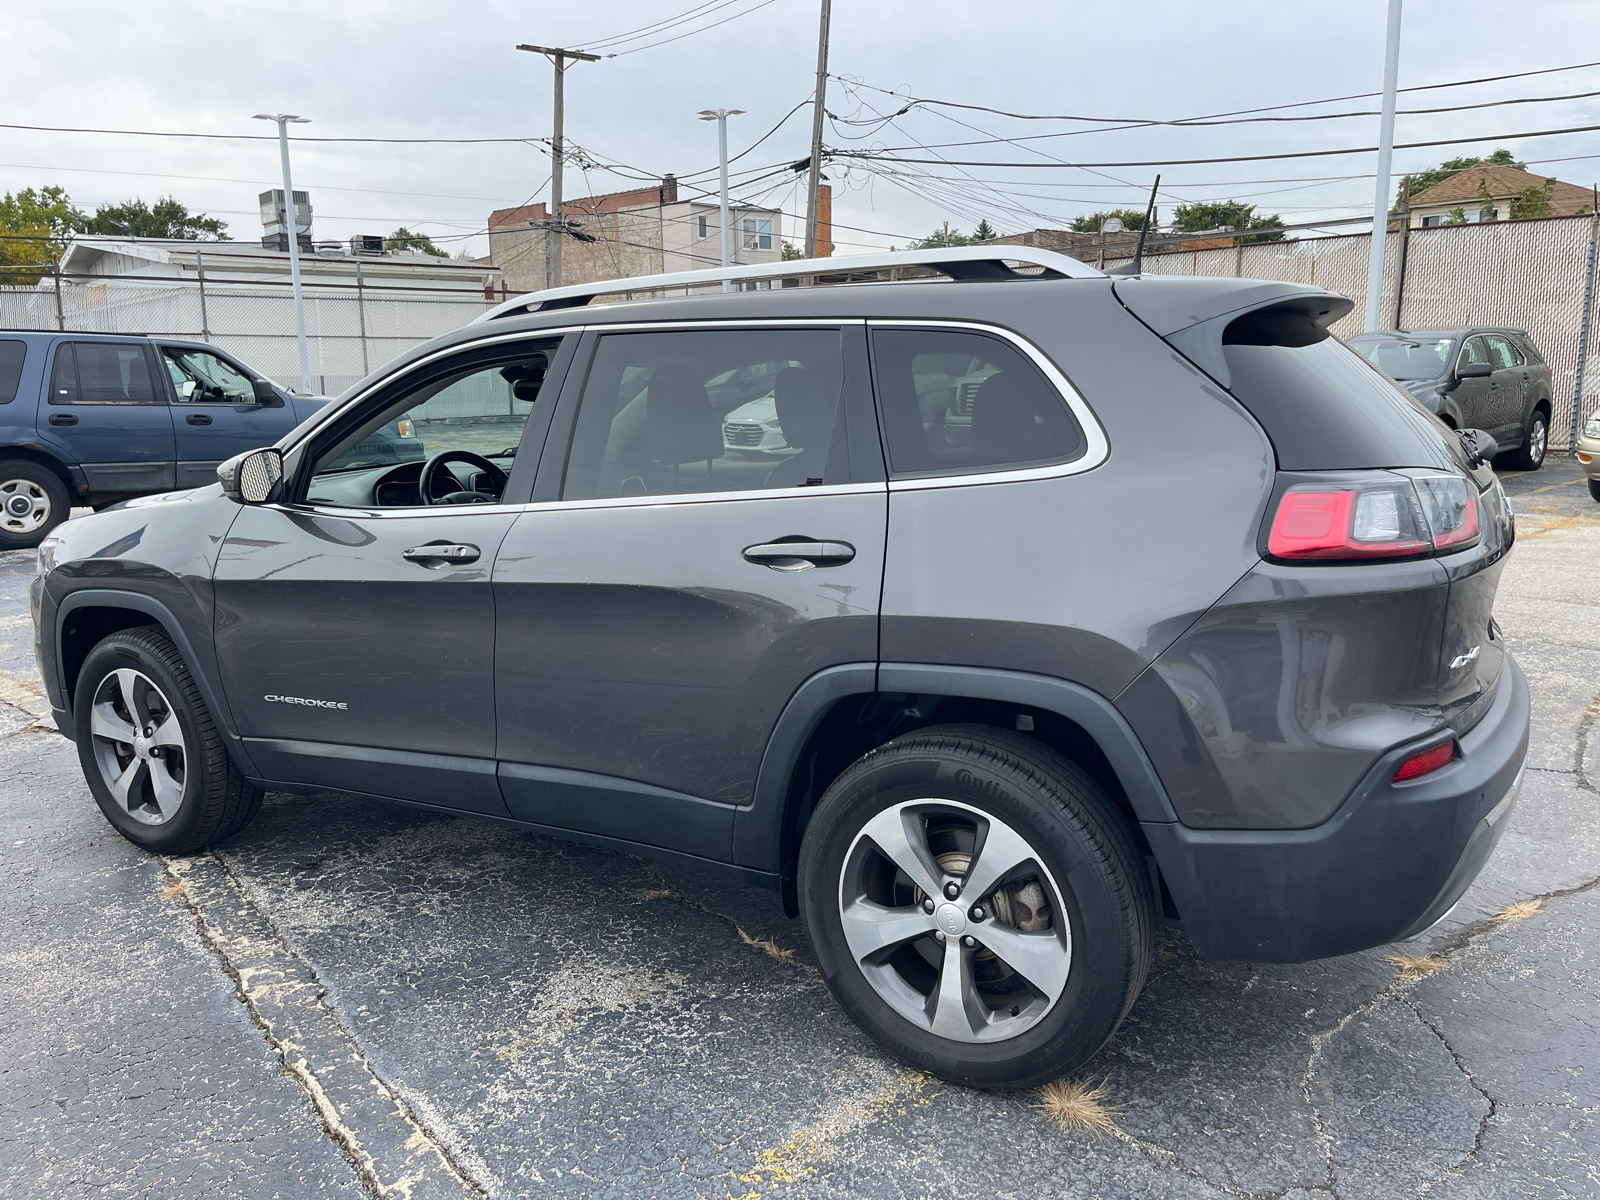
[0,331,421,549]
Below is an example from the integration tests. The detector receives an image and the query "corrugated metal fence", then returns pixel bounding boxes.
[1111,212,1600,447]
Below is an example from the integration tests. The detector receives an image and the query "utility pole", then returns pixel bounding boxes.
[699,109,745,292]
[253,113,312,393]
[1363,0,1403,332]
[804,0,832,258]
[518,44,600,291]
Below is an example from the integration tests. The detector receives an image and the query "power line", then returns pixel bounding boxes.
[606,0,782,56]
[0,123,551,145]
[833,122,1600,170]
[832,59,1600,129]
[577,0,738,50]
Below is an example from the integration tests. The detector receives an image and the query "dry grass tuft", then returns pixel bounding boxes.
[736,926,795,963]
[1494,899,1543,924]
[646,889,672,900]
[1386,951,1444,978]
[159,875,183,901]
[1034,1077,1121,1138]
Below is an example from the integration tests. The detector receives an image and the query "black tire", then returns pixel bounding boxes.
[0,459,71,551]
[73,627,263,854]
[1589,479,1600,503]
[1504,409,1548,471]
[798,724,1152,1090]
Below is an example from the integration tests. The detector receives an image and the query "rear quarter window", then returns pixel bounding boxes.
[0,340,24,404]
[1223,336,1465,471]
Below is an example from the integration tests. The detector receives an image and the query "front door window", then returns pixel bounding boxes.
[306,349,553,508]
[163,347,256,404]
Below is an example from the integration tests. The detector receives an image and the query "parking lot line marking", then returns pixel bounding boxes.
[162,851,485,1200]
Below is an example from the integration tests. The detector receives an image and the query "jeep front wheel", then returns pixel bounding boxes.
[798,724,1152,1090]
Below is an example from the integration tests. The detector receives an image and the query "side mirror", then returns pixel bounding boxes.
[1456,361,1493,380]
[177,379,197,399]
[1458,428,1499,466]
[218,447,284,504]
[252,378,282,405]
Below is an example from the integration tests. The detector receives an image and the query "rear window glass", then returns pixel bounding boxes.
[1223,337,1465,471]
[869,328,1084,477]
[0,341,24,404]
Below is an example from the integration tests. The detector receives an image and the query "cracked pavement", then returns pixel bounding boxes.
[1,458,1597,1198]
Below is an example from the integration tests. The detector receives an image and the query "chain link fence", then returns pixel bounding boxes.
[7,216,1598,445]
[1109,212,1600,448]
[0,281,497,397]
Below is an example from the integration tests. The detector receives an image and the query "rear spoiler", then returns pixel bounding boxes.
[1113,277,1354,389]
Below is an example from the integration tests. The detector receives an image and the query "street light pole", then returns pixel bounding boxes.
[1363,0,1403,332]
[517,45,600,291]
[699,108,745,292]
[253,113,312,393]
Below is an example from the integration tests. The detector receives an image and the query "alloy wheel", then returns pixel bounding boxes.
[88,668,188,825]
[0,477,51,536]
[838,798,1071,1043]
[1529,416,1547,466]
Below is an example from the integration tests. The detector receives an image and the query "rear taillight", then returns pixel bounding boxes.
[1267,474,1481,563]
[1392,740,1456,782]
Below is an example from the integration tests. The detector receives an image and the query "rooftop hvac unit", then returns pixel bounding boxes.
[350,234,386,255]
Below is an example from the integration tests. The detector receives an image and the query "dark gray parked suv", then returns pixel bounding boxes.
[1347,327,1554,471]
[30,249,1529,1090]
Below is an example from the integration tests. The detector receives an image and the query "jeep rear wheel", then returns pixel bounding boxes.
[798,724,1152,1090]
[74,627,263,854]
[0,461,70,551]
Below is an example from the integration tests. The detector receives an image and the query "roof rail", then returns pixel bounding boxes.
[470,245,1105,324]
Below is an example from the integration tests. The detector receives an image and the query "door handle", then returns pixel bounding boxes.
[186,412,213,425]
[48,413,78,426]
[742,539,855,570]
[402,543,481,566]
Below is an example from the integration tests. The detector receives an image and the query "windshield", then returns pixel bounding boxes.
[1349,336,1454,381]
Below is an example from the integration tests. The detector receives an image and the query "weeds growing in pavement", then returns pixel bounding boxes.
[1034,1077,1120,1138]
[1386,951,1444,978]
[1494,899,1543,923]
[736,926,795,963]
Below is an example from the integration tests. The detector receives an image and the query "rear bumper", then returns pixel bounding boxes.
[1143,653,1529,962]
[1576,433,1600,479]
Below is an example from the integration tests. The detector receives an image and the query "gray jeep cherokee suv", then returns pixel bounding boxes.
[30,248,1528,1090]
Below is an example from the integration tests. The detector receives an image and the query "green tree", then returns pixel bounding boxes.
[85,196,226,239]
[1068,208,1148,233]
[0,186,87,285]
[1442,208,1470,225]
[1399,148,1524,207]
[909,223,973,248]
[1171,200,1285,243]
[386,227,444,255]
[781,240,804,260]
[1509,175,1557,220]
[972,219,997,241]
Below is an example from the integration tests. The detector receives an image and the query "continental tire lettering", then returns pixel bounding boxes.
[952,767,1012,804]
[264,694,349,710]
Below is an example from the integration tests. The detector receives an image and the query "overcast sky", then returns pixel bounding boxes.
[5,0,1598,258]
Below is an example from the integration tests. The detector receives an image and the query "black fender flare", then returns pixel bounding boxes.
[732,661,1178,879]
[50,587,259,776]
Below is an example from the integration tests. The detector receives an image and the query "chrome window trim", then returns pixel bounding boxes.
[865,318,1110,492]
[280,480,887,522]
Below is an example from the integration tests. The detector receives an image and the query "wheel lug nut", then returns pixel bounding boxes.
[922,899,935,913]
[970,906,985,921]
[962,935,976,948]
[934,930,947,943]
[943,882,960,899]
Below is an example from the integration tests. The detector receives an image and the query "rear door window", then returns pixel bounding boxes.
[0,341,24,404]
[868,327,1084,477]
[561,327,847,500]
[50,342,161,404]
[1485,336,1521,369]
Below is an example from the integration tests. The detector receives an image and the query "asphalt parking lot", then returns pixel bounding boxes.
[2,457,1597,1199]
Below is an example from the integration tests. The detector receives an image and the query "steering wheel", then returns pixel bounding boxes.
[419,450,508,505]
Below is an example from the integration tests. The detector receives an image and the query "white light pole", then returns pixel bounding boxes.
[1364,0,1403,332]
[254,113,312,393]
[699,108,744,292]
